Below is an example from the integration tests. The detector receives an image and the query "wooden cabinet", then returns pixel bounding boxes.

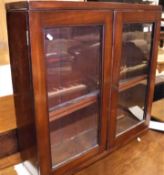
[6,1,161,175]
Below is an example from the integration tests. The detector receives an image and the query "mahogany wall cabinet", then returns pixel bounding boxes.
[6,1,161,175]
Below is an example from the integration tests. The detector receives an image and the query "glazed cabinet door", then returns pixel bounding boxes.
[109,11,161,147]
[29,10,113,175]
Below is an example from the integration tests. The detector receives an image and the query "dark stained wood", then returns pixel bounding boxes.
[122,11,162,23]
[100,10,113,152]
[5,1,28,11]
[28,11,52,175]
[53,147,100,175]
[0,130,18,158]
[109,10,161,150]
[51,128,98,166]
[108,11,123,148]
[6,2,161,175]
[49,94,97,121]
[50,107,98,145]
[28,9,113,175]
[54,128,149,175]
[115,123,147,146]
[7,11,37,175]
[1,130,163,175]
[6,1,161,11]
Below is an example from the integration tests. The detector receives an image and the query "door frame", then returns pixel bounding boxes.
[108,10,161,148]
[29,10,113,175]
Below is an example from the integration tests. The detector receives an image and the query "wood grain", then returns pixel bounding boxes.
[119,74,147,92]
[6,1,161,11]
[0,153,21,169]
[0,130,18,158]
[49,93,97,121]
[5,2,162,175]
[0,95,16,133]
[109,10,161,150]
[0,166,18,175]
[28,9,114,175]
[0,130,163,175]
[7,10,37,175]
[76,130,164,175]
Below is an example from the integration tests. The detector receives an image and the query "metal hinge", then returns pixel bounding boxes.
[26,30,29,46]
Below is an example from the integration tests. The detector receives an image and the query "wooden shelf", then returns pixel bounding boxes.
[0,153,21,169]
[0,95,17,133]
[49,91,98,122]
[116,111,141,136]
[48,84,87,99]
[120,63,147,78]
[51,127,98,167]
[119,74,147,92]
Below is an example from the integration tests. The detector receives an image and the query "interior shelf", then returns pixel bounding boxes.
[48,84,87,99]
[116,106,144,135]
[119,74,147,92]
[120,63,147,80]
[51,127,98,167]
[116,113,142,135]
[49,91,99,122]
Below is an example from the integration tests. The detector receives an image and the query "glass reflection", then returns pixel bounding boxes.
[44,26,102,167]
[120,23,153,82]
[116,23,153,136]
[117,81,147,135]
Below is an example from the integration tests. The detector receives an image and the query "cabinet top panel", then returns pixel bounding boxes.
[6,1,161,12]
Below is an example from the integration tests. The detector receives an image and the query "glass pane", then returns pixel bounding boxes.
[44,26,102,167]
[50,103,99,166]
[120,23,153,82]
[116,81,147,135]
[116,23,154,136]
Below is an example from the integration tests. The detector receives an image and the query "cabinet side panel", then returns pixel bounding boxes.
[7,11,38,174]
